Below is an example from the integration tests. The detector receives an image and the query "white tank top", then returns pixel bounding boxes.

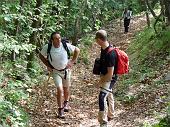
[40,42,75,70]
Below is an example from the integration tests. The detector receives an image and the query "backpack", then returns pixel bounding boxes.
[47,39,70,68]
[107,47,129,74]
[93,58,101,75]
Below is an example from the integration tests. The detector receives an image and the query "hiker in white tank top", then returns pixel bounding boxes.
[39,32,80,119]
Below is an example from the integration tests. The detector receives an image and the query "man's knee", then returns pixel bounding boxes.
[63,86,69,92]
[57,87,63,95]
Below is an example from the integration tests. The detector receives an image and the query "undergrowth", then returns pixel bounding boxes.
[78,35,94,65]
[115,27,170,126]
[0,59,45,126]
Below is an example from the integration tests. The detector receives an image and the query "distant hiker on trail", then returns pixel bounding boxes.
[39,32,80,119]
[122,7,132,33]
[94,30,118,127]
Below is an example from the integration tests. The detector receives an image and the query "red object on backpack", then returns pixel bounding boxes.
[107,47,129,74]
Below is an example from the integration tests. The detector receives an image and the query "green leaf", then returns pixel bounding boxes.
[13,47,20,54]
[4,15,11,22]
[82,16,88,20]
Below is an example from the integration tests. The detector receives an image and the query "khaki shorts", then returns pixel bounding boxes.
[52,69,71,88]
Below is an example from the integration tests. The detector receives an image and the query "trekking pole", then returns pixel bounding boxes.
[47,71,52,83]
[40,71,51,95]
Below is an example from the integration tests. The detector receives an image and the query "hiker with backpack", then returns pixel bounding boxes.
[93,30,129,127]
[39,32,80,118]
[122,7,133,34]
[94,30,118,127]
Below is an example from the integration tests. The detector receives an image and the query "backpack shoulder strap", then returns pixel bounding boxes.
[106,47,118,74]
[106,47,114,54]
[47,42,52,61]
[62,39,70,59]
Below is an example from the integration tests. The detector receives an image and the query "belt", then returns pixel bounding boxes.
[57,68,66,71]
[100,87,112,93]
[52,68,66,71]
[55,68,67,79]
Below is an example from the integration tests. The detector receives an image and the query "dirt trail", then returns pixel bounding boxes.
[29,13,160,127]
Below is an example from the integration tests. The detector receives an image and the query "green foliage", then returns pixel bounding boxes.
[128,27,170,67]
[115,73,140,104]
[79,49,89,65]
[81,35,93,48]
[0,78,29,126]
[27,59,44,77]
[123,27,170,88]
[124,26,170,127]
[0,33,36,56]
[0,58,44,126]
[78,35,93,65]
[142,117,170,127]
[152,118,169,127]
[113,0,144,14]
[2,60,27,80]
[0,0,146,59]
[143,123,152,127]
[0,100,29,126]
[127,28,154,62]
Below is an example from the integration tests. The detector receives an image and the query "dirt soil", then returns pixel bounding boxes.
[28,13,169,127]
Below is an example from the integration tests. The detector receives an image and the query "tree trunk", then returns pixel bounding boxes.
[154,10,163,34]
[145,0,157,19]
[70,1,85,45]
[154,0,165,34]
[144,0,150,28]
[164,0,170,25]
[151,0,159,8]
[145,11,150,28]
[27,0,42,72]
[71,18,79,46]
[11,0,25,61]
[64,0,72,37]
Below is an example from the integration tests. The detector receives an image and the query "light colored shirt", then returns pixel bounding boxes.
[122,10,132,19]
[40,42,75,70]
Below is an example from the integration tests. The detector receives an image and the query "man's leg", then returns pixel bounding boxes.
[108,76,117,120]
[56,87,65,118]
[124,19,129,33]
[62,69,71,112]
[98,90,109,126]
[56,87,63,108]
[98,80,112,127]
[63,86,70,112]
[63,86,70,102]
[125,25,128,33]
[126,19,130,32]
[124,19,127,33]
[107,93,114,121]
[53,72,65,118]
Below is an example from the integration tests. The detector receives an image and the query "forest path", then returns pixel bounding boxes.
[28,13,168,127]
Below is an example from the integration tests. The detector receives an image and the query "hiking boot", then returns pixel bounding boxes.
[63,101,70,112]
[57,108,65,119]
